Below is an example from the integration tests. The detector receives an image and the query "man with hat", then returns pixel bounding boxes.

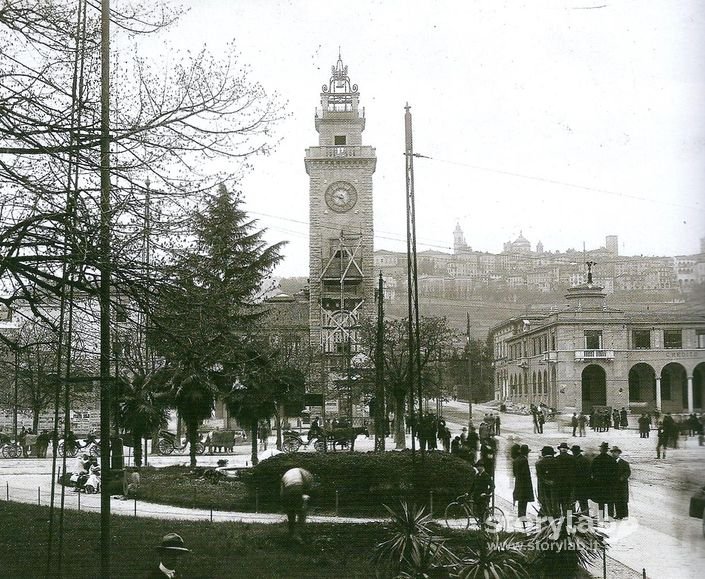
[571,445,591,514]
[470,459,494,524]
[553,442,576,514]
[148,532,190,578]
[610,446,631,519]
[535,446,556,514]
[590,442,616,518]
[512,444,534,521]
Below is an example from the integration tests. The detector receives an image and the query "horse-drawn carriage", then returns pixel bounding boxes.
[0,432,22,458]
[282,426,369,453]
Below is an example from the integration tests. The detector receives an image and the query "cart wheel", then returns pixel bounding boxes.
[194,441,206,455]
[57,442,65,457]
[1,445,10,459]
[84,484,95,494]
[157,438,174,455]
[314,440,325,453]
[444,501,470,530]
[66,445,78,458]
[89,444,100,457]
[12,443,24,458]
[282,439,297,453]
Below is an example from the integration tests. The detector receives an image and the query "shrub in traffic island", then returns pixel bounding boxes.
[243,450,475,515]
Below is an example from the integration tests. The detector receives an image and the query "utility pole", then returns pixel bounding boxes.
[466,313,473,427]
[99,0,113,576]
[404,104,422,459]
[375,271,386,452]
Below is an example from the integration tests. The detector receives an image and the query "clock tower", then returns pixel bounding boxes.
[305,54,376,369]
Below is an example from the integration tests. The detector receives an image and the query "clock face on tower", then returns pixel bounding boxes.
[325,181,358,213]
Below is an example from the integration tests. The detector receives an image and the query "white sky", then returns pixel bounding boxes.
[139,0,705,277]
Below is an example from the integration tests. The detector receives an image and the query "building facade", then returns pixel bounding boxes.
[491,282,705,414]
[304,54,376,368]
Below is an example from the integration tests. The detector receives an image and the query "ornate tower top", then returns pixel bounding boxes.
[313,52,367,145]
[318,52,363,119]
[324,50,358,95]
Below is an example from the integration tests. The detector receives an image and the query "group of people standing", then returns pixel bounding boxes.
[589,407,629,432]
[512,440,631,521]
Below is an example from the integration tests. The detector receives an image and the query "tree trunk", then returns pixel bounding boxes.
[394,396,406,449]
[132,430,142,467]
[186,417,198,467]
[250,420,259,466]
[275,402,283,451]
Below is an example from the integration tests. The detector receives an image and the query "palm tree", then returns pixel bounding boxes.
[117,374,169,467]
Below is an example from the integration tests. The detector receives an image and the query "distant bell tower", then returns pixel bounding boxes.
[453,222,468,254]
[305,53,376,368]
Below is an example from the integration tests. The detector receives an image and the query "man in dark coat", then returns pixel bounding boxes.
[610,446,631,519]
[590,441,616,518]
[619,408,628,429]
[571,445,591,514]
[552,442,576,514]
[656,422,668,458]
[147,532,190,578]
[535,446,556,515]
[471,460,494,523]
[513,444,534,520]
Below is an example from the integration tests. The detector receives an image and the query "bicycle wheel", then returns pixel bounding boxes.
[483,506,507,532]
[157,438,174,455]
[444,501,470,530]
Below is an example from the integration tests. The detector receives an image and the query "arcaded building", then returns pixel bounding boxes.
[491,278,705,414]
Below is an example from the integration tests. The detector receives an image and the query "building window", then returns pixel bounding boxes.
[584,330,602,350]
[697,330,705,349]
[632,330,650,349]
[660,379,671,401]
[663,330,682,349]
[334,135,347,145]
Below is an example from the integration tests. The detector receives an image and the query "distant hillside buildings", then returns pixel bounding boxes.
[374,227,705,301]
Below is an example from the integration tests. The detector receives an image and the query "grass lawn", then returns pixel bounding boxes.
[0,501,385,578]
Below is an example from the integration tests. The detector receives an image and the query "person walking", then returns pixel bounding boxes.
[495,414,501,436]
[656,422,667,459]
[612,409,621,431]
[535,446,556,515]
[619,408,628,429]
[280,467,314,542]
[571,413,578,437]
[610,446,631,519]
[512,444,534,522]
[571,445,591,515]
[590,442,616,519]
[147,532,191,578]
[578,412,587,437]
[537,412,545,434]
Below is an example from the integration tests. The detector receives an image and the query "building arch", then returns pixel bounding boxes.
[660,363,687,412]
[694,362,705,410]
[628,363,656,410]
[582,364,607,412]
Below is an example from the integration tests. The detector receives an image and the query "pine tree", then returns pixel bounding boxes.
[148,184,284,466]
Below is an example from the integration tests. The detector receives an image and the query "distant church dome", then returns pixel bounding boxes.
[510,231,531,253]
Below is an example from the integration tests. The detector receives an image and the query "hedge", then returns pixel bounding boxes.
[243,450,475,514]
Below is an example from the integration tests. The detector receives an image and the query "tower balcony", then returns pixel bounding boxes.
[305,145,376,160]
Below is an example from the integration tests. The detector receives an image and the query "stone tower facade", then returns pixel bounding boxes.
[305,55,376,369]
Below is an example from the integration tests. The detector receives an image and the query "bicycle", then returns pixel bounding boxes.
[444,493,507,532]
[57,435,100,458]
